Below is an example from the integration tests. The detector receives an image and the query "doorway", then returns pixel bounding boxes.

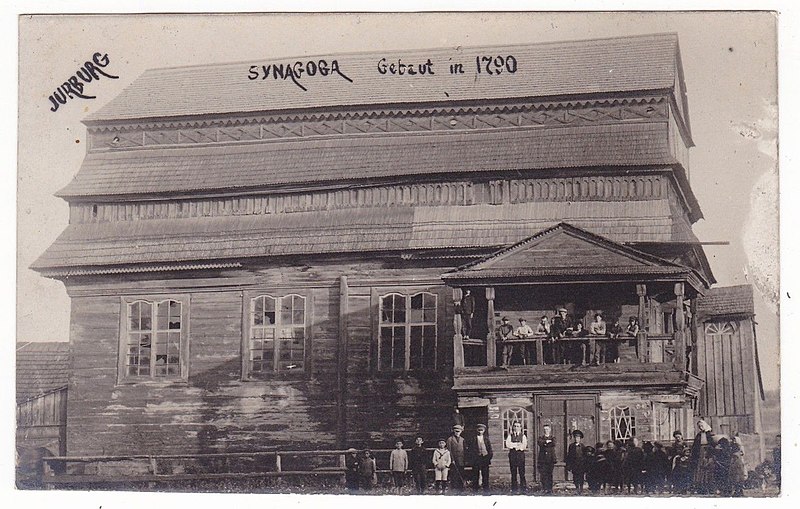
[534,394,599,481]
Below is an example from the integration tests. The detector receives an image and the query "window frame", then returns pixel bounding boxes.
[501,406,531,450]
[117,295,190,384]
[377,290,438,372]
[242,291,311,380]
[609,405,636,441]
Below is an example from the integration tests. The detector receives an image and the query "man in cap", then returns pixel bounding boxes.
[537,423,557,493]
[468,423,494,492]
[344,447,360,491]
[446,424,466,490]
[549,308,573,364]
[566,430,588,494]
[497,316,515,366]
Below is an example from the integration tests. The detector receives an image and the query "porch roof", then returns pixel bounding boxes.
[442,222,709,290]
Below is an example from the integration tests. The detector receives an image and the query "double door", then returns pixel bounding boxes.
[535,395,598,481]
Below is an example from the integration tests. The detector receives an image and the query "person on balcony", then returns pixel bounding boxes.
[588,314,607,365]
[549,308,572,364]
[514,318,535,365]
[460,289,475,340]
[537,315,551,335]
[497,316,516,366]
[605,318,624,364]
[626,317,640,337]
[570,321,590,365]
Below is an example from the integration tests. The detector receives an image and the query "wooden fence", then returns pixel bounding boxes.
[40,448,460,489]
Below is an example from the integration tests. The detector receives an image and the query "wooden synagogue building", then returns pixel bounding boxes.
[32,33,766,483]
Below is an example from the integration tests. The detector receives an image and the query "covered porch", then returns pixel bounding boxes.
[442,223,709,376]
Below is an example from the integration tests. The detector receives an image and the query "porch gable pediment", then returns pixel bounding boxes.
[444,222,689,282]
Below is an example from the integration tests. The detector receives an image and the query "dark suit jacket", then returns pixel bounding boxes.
[566,442,588,473]
[467,434,494,464]
[537,435,557,466]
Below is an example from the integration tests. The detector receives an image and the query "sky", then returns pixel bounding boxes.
[15,12,779,392]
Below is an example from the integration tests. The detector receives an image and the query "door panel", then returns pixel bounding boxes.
[536,395,598,481]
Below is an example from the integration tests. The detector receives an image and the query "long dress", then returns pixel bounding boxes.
[691,431,716,493]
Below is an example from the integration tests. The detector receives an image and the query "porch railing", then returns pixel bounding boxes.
[456,331,684,368]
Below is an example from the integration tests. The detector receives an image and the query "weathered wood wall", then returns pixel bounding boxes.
[695,318,760,435]
[65,262,456,457]
[16,388,68,455]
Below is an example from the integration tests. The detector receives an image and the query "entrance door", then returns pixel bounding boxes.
[535,395,598,481]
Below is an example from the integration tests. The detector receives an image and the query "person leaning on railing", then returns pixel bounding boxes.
[497,317,515,366]
[514,318,535,365]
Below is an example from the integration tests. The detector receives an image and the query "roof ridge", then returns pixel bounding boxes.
[141,32,680,74]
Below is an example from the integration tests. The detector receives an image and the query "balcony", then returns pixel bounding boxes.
[453,332,702,394]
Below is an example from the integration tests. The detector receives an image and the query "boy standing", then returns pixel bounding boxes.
[537,423,557,493]
[358,449,377,491]
[566,429,587,495]
[433,439,452,494]
[389,438,409,494]
[408,436,429,494]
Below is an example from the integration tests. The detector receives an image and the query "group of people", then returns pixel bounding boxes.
[563,420,748,497]
[497,309,641,366]
[343,419,749,496]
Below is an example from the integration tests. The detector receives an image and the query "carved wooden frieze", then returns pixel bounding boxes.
[88,97,669,151]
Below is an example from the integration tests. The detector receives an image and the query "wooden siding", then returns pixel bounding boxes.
[65,263,455,456]
[695,318,760,435]
[17,388,68,456]
[68,174,673,225]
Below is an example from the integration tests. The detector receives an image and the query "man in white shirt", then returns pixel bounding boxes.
[505,420,528,493]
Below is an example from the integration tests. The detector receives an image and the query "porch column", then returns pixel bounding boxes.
[453,288,465,368]
[674,282,686,371]
[636,284,648,362]
[486,287,496,368]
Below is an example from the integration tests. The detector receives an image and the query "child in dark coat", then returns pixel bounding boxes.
[585,446,603,493]
[408,436,429,494]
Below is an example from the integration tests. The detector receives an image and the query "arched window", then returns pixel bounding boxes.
[123,298,185,380]
[501,407,530,449]
[705,322,736,336]
[610,406,635,441]
[248,294,306,376]
[379,291,437,371]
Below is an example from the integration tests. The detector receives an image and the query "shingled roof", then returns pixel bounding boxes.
[85,33,681,124]
[32,200,694,273]
[696,285,755,319]
[59,123,672,198]
[16,342,70,405]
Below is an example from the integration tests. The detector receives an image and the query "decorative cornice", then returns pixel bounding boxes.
[87,96,669,152]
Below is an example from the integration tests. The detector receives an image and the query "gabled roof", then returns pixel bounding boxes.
[85,33,681,124]
[16,342,70,405]
[58,123,672,198]
[443,222,702,285]
[696,285,755,319]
